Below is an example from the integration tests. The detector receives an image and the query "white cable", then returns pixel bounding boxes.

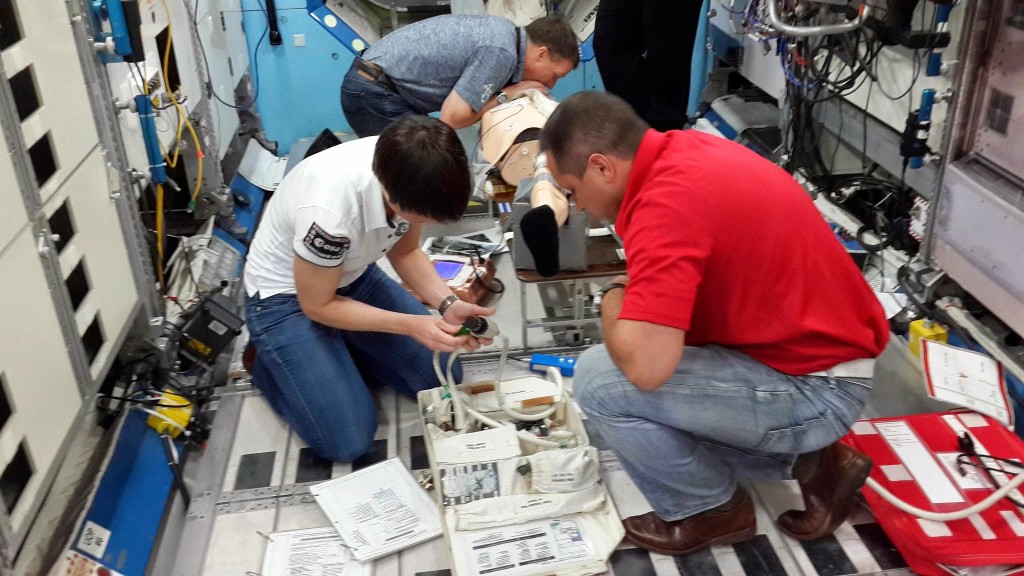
[463,406,561,449]
[864,475,1024,521]
[432,352,447,390]
[447,350,466,431]
[135,406,190,436]
[432,330,573,446]
[499,365,561,422]
[493,334,509,388]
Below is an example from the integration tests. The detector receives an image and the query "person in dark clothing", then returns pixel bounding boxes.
[593,0,704,131]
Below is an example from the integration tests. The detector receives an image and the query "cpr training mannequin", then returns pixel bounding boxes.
[479,92,567,277]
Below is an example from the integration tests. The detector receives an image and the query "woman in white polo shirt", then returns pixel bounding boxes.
[244,116,492,462]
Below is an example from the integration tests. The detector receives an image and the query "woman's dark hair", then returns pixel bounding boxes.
[372,116,471,223]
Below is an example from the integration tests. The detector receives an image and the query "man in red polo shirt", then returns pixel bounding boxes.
[539,92,889,555]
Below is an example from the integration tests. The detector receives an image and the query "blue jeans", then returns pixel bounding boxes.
[245,265,462,462]
[340,65,419,138]
[574,344,871,521]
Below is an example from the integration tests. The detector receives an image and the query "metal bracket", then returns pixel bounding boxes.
[102,148,121,199]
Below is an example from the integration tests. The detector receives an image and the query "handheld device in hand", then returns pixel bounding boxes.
[461,317,499,339]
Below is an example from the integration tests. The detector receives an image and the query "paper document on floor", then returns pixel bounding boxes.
[261,527,373,576]
[310,458,442,561]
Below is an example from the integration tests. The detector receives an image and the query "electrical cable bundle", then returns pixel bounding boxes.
[821,174,919,254]
[775,1,944,179]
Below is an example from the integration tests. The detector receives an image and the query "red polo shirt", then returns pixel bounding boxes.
[616,130,889,375]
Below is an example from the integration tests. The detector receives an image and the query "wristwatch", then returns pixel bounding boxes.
[496,91,509,105]
[592,283,625,317]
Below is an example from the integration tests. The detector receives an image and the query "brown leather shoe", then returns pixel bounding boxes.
[777,442,872,541]
[623,487,756,555]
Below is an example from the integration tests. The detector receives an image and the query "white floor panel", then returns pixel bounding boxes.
[224,393,290,492]
[649,552,683,576]
[601,468,653,519]
[273,501,330,532]
[754,503,806,576]
[202,508,277,576]
[280,430,306,487]
[832,522,884,573]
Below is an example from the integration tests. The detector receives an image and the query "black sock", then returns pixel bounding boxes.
[520,205,560,277]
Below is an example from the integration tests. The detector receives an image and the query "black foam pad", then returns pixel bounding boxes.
[304,128,342,159]
[520,205,560,277]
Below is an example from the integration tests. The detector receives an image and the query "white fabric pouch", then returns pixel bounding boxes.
[527,446,599,494]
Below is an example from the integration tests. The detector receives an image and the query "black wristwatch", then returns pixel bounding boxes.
[593,283,626,317]
[496,91,509,105]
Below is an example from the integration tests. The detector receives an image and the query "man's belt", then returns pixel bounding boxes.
[354,58,397,92]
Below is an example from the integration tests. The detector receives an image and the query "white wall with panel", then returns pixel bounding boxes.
[199,0,249,159]
[0,96,80,542]
[0,136,24,254]
[110,1,194,182]
[839,6,965,155]
[44,147,139,380]
[0,229,82,536]
[0,0,100,207]
[2,0,140,386]
[0,0,147,551]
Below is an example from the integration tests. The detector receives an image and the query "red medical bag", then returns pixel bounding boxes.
[842,411,1024,575]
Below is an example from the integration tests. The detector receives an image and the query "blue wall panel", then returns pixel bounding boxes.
[236,6,737,154]
[549,65,585,101]
[242,7,355,155]
[689,0,711,115]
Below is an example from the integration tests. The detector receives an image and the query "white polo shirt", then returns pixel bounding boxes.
[243,137,410,298]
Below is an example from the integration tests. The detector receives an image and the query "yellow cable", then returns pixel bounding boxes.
[159,0,204,207]
[159,113,185,168]
[155,183,165,287]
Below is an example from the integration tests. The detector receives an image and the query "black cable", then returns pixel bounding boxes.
[472,247,505,294]
[96,389,193,408]
[855,224,893,253]
[162,435,192,503]
[956,446,1024,508]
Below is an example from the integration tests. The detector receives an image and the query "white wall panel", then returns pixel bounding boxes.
[199,8,245,160]
[41,148,139,379]
[0,0,99,205]
[0,229,81,533]
[0,143,27,254]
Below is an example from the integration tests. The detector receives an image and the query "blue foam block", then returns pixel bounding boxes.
[529,353,577,377]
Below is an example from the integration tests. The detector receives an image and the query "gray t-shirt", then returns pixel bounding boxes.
[363,15,525,114]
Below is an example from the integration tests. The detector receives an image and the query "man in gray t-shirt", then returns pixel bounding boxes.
[341,15,579,138]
